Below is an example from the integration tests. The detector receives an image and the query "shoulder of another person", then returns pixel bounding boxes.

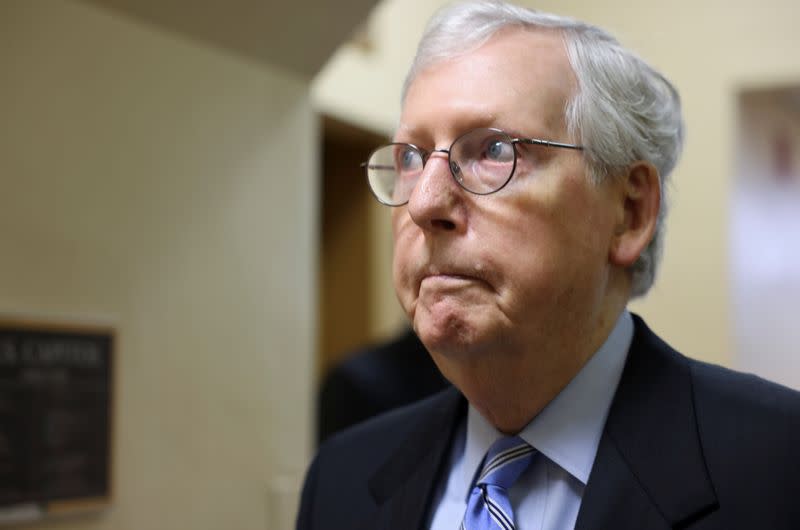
[315,385,461,474]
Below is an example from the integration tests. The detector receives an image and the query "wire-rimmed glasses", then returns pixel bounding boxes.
[362,127,584,206]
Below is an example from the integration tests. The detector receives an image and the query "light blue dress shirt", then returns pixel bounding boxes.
[427,311,634,530]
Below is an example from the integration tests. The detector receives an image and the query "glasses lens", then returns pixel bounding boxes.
[365,144,423,205]
[450,128,515,194]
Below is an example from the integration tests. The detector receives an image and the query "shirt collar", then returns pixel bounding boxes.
[463,310,633,491]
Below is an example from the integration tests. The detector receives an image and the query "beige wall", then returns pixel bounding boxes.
[1,1,316,529]
[313,0,800,366]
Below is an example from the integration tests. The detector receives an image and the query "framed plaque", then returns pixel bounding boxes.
[0,320,113,523]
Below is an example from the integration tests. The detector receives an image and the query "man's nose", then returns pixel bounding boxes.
[406,151,466,233]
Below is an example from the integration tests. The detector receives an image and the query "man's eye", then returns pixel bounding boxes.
[399,148,419,170]
[486,140,514,162]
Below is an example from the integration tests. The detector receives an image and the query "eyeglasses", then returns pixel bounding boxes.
[362,127,584,206]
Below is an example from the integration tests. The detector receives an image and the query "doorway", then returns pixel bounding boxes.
[318,115,388,377]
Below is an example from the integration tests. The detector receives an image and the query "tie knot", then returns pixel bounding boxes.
[476,436,535,490]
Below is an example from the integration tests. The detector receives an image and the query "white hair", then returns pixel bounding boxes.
[402,1,684,298]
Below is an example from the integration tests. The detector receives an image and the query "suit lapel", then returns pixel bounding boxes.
[575,432,672,530]
[362,386,465,530]
[576,315,718,530]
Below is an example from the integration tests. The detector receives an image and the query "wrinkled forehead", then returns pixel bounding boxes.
[398,27,577,141]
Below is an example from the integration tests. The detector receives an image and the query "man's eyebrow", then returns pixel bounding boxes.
[503,127,548,140]
[393,113,502,143]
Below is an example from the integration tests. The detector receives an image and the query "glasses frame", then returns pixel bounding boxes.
[361,127,584,206]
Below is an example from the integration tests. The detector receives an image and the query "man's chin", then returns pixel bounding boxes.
[413,313,490,359]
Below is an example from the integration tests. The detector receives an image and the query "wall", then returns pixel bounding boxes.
[312,0,800,366]
[0,1,316,528]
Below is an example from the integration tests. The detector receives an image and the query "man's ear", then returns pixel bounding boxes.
[609,161,661,267]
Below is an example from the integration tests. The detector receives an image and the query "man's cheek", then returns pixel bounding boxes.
[392,256,409,298]
[400,267,415,298]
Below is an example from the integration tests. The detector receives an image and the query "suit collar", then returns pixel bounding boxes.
[361,316,718,529]
[365,386,465,530]
[576,315,718,530]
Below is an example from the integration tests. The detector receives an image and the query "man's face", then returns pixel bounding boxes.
[392,28,623,368]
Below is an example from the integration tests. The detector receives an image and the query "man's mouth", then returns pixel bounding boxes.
[419,268,491,290]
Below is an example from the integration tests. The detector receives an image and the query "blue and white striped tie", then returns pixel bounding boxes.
[460,436,535,530]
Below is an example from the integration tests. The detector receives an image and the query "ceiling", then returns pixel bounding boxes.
[80,0,377,79]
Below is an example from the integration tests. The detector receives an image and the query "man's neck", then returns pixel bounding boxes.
[449,301,629,434]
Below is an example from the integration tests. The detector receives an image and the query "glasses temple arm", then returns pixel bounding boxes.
[516,138,584,151]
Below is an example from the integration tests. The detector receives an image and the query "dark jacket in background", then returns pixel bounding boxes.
[317,329,449,445]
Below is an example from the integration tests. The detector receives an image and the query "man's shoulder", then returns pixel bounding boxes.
[623,314,800,476]
[690,356,800,417]
[597,317,800,526]
[632,314,800,423]
[688,356,800,447]
[684,356,800,517]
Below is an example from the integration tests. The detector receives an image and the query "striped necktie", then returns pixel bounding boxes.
[460,436,535,530]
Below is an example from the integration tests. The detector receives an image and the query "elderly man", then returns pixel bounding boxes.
[297,2,800,529]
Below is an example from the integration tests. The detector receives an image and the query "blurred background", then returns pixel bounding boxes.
[0,0,797,528]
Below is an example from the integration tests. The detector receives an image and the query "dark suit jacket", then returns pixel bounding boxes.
[317,329,449,444]
[297,315,800,529]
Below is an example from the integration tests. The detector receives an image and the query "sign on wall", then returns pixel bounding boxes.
[0,320,113,524]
